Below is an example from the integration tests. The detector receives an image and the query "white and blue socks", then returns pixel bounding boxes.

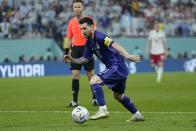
[91,84,106,106]
[119,95,137,114]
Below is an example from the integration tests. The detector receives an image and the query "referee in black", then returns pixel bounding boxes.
[64,0,97,107]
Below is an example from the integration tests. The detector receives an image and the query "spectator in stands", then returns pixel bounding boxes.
[120,10,132,36]
[29,55,37,62]
[107,17,121,37]
[131,0,141,16]
[44,48,53,61]
[177,18,190,37]
[167,48,175,59]
[53,56,58,61]
[29,53,39,62]
[39,56,44,62]
[99,11,110,33]
[183,51,189,59]
[0,6,3,23]
[191,20,196,36]
[18,54,25,63]
[191,51,196,59]
[0,18,11,39]
[3,55,11,63]
[177,52,183,59]
[132,13,145,36]
[133,46,143,60]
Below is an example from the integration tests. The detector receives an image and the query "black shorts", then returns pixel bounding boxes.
[70,46,94,71]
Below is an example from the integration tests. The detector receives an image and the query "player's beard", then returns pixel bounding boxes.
[86,34,92,39]
[84,33,92,40]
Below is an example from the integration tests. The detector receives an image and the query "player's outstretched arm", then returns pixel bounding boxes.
[64,55,89,64]
[126,55,141,62]
[112,42,141,62]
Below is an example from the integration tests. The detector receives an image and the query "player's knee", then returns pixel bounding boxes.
[113,95,122,101]
[89,75,101,85]
[112,92,122,101]
[89,76,97,85]
[86,70,94,79]
[159,62,164,67]
[72,71,80,79]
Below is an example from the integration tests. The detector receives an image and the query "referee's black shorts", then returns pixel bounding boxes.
[70,46,94,71]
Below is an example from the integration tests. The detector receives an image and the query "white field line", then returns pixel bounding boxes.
[0,111,196,114]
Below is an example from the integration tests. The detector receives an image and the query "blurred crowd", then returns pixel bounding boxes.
[0,0,196,42]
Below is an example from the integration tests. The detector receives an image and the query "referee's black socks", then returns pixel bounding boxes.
[72,79,79,103]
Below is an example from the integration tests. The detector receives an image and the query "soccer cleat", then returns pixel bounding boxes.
[89,110,110,120]
[126,113,145,123]
[156,79,161,83]
[156,77,162,83]
[66,100,79,108]
[92,99,98,106]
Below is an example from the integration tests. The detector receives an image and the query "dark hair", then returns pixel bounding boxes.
[73,0,83,5]
[79,17,94,26]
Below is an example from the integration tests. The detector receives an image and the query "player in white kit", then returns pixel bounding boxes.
[147,20,168,83]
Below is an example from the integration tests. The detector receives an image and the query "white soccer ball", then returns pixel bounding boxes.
[72,106,89,124]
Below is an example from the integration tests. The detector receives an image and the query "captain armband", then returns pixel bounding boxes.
[104,37,114,47]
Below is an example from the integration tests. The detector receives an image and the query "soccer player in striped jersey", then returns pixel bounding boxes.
[64,17,144,122]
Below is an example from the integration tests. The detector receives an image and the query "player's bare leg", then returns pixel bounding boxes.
[86,70,98,106]
[89,75,109,120]
[113,92,144,122]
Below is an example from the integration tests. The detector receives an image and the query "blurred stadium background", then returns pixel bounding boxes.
[0,0,196,131]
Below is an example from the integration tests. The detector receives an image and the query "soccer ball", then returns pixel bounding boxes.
[72,106,89,124]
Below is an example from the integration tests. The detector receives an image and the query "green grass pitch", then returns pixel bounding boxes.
[0,72,196,131]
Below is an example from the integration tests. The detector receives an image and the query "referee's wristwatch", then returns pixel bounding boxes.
[64,48,70,55]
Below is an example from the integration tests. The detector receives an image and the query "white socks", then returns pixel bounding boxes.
[99,105,108,112]
[134,111,142,116]
[157,66,163,82]
[71,100,78,106]
[154,65,158,73]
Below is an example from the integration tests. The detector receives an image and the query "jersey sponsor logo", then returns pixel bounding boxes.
[104,37,112,47]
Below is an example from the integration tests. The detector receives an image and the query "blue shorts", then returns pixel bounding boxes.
[97,65,128,94]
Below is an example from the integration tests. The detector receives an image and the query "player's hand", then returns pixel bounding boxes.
[64,55,72,63]
[127,55,141,62]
